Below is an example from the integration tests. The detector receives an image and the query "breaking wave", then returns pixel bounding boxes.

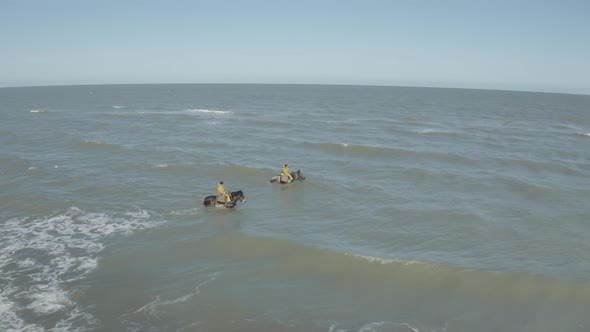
[0,207,163,331]
[187,109,232,115]
[77,139,122,151]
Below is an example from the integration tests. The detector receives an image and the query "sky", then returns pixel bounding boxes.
[1,0,589,94]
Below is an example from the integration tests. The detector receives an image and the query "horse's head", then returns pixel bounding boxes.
[231,190,247,203]
[294,170,305,180]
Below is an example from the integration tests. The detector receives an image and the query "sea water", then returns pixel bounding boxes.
[1,84,589,331]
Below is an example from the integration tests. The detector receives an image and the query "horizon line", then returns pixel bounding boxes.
[0,82,588,97]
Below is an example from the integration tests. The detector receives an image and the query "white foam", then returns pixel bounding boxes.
[125,209,150,220]
[358,322,420,332]
[555,123,580,130]
[359,321,385,332]
[130,272,218,319]
[341,143,349,147]
[0,207,163,331]
[17,258,37,269]
[151,164,169,168]
[30,109,47,113]
[346,253,422,265]
[415,129,435,134]
[169,208,200,216]
[76,257,99,272]
[329,324,348,332]
[187,108,232,114]
[112,105,126,109]
[414,128,451,134]
[0,293,33,332]
[83,139,104,144]
[52,307,98,332]
[576,132,590,137]
[27,287,72,315]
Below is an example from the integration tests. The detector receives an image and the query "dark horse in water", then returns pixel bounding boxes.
[269,170,306,184]
[203,190,247,208]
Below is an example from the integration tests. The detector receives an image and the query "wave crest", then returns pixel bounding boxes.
[187,109,232,114]
[346,253,424,266]
[77,140,122,150]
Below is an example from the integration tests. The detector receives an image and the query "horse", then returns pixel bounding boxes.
[269,169,306,184]
[203,190,247,208]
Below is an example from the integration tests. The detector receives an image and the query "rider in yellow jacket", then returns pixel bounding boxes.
[282,164,294,182]
[217,181,231,203]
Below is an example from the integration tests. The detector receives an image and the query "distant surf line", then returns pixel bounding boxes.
[187,108,232,114]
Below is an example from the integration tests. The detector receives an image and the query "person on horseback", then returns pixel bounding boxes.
[216,181,231,204]
[281,164,294,182]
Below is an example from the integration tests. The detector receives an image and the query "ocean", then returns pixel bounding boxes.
[1,84,589,332]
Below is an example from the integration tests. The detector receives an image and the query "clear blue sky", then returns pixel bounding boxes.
[1,0,589,94]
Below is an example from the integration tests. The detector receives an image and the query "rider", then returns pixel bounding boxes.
[281,163,294,182]
[216,181,231,203]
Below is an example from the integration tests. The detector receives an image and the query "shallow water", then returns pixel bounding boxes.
[1,84,590,331]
